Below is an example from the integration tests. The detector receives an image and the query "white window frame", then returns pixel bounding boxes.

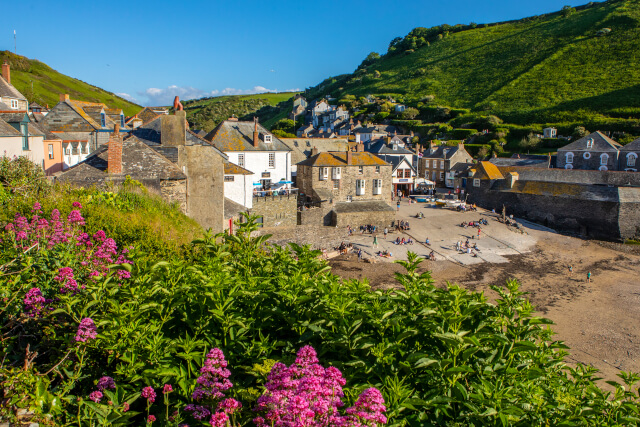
[332,167,341,180]
[319,167,328,180]
[11,99,18,109]
[269,152,275,168]
[224,175,235,182]
[358,166,364,174]
[373,179,382,195]
[333,179,339,189]
[346,195,352,202]
[586,138,594,149]
[264,135,272,143]
[238,153,245,168]
[375,166,380,173]
[627,153,637,167]
[600,153,609,166]
[63,144,70,155]
[81,143,88,154]
[473,178,480,187]
[566,152,574,164]
[48,144,54,159]
[440,160,445,169]
[356,179,366,196]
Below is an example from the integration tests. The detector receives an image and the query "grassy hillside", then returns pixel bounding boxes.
[307,0,640,129]
[0,51,140,116]
[183,92,298,132]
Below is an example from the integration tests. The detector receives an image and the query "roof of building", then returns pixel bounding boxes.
[490,154,551,168]
[449,162,475,173]
[298,151,391,167]
[0,112,29,123]
[50,131,90,141]
[30,120,61,140]
[423,144,468,160]
[0,75,27,100]
[354,124,398,134]
[135,107,162,124]
[281,138,350,164]
[0,117,21,136]
[205,120,292,152]
[56,136,186,182]
[620,137,640,151]
[375,154,415,173]
[224,197,247,219]
[333,200,395,214]
[224,162,252,175]
[367,138,413,155]
[558,131,621,152]
[475,161,504,180]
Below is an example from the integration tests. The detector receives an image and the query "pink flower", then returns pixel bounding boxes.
[75,318,97,342]
[142,386,156,403]
[192,348,232,402]
[67,210,85,225]
[344,388,387,425]
[209,412,229,427]
[97,376,116,391]
[163,384,173,394]
[32,202,42,213]
[122,402,130,412]
[89,390,103,403]
[147,415,156,423]
[72,201,82,208]
[218,398,241,414]
[295,345,319,367]
[24,288,46,317]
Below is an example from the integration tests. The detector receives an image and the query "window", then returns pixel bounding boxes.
[404,169,411,178]
[397,169,403,178]
[293,141,298,147]
[319,167,328,180]
[473,178,480,187]
[224,176,235,182]
[63,144,70,155]
[599,165,608,171]
[269,152,275,168]
[333,180,339,189]
[81,143,88,154]
[373,179,382,195]
[358,166,364,174]
[332,167,341,180]
[392,144,398,151]
[440,161,445,169]
[20,123,28,150]
[238,153,245,167]
[11,99,18,109]
[565,152,574,164]
[120,114,125,127]
[600,153,609,165]
[375,166,380,173]
[264,135,272,143]
[100,112,106,127]
[439,172,444,180]
[583,152,591,160]
[356,179,366,195]
[565,164,573,170]
[48,144,54,159]
[627,153,638,167]
[346,195,352,202]
[586,138,594,149]
[72,143,79,155]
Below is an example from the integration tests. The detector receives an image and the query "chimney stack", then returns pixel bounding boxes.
[253,117,260,148]
[311,146,318,156]
[356,142,364,152]
[160,111,187,146]
[108,124,123,174]
[2,61,10,84]
[347,149,353,165]
[59,94,70,102]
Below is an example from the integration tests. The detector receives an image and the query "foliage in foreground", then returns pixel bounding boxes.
[0,196,639,425]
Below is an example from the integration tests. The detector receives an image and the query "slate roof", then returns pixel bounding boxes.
[490,155,550,168]
[375,155,415,173]
[205,120,292,152]
[298,151,391,167]
[449,162,475,173]
[135,107,162,124]
[558,131,621,152]
[224,197,247,219]
[56,136,187,183]
[30,120,60,140]
[224,162,252,175]
[354,125,398,134]
[281,138,350,164]
[0,117,21,136]
[0,112,29,123]
[423,144,464,159]
[50,132,90,141]
[367,138,413,155]
[333,200,395,214]
[0,74,27,100]
[620,137,640,151]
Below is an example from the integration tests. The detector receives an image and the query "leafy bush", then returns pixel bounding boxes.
[450,128,479,140]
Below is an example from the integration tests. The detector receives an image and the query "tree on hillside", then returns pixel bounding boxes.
[272,118,295,134]
[518,132,541,150]
[561,5,576,18]
[357,52,380,70]
[401,108,420,120]
[572,126,589,139]
[388,37,403,54]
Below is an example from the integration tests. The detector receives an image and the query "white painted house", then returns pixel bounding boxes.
[0,115,46,168]
[206,118,292,197]
[223,162,254,209]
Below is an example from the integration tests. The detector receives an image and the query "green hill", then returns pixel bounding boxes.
[0,51,140,116]
[306,0,640,131]
[183,92,298,132]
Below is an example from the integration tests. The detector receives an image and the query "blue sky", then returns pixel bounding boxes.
[5,0,596,106]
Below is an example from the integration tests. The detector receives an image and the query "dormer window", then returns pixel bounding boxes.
[586,138,594,149]
[393,144,398,150]
[100,112,106,127]
[264,135,272,143]
[11,99,18,109]
[120,114,125,127]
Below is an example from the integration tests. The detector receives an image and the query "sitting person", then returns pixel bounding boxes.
[425,237,430,245]
[401,237,406,245]
[395,237,401,245]
[407,238,413,245]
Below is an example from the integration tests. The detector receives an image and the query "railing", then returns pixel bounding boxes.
[253,188,299,199]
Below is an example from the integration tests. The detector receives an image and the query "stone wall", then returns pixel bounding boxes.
[618,188,640,240]
[160,179,187,214]
[497,166,640,187]
[251,194,298,227]
[557,149,620,171]
[331,209,395,229]
[298,205,332,226]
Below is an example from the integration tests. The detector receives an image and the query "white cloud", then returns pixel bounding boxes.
[115,92,139,103]
[138,85,302,106]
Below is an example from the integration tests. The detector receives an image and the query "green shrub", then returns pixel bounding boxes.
[450,128,478,139]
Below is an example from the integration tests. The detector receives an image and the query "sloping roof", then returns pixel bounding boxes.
[56,136,187,182]
[224,162,252,175]
[490,155,550,168]
[281,138,350,164]
[0,117,21,136]
[367,139,413,155]
[43,101,100,132]
[558,131,621,152]
[423,144,464,159]
[224,197,247,219]
[620,137,640,152]
[0,112,29,123]
[205,120,292,152]
[136,107,162,124]
[375,154,415,173]
[354,125,397,134]
[298,151,391,167]
[475,161,504,180]
[333,200,395,214]
[51,132,90,141]
[449,162,475,173]
[0,75,27,100]
[30,120,60,140]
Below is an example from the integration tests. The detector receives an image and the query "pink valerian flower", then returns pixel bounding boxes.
[55,267,80,294]
[192,348,233,402]
[218,398,242,414]
[209,412,229,427]
[75,318,97,342]
[89,391,103,403]
[24,288,46,317]
[31,202,42,213]
[97,376,116,391]
[122,402,130,412]
[142,386,156,403]
[295,345,319,367]
[185,404,211,420]
[67,210,85,226]
[147,415,156,423]
[72,201,83,208]
[163,384,173,394]
[343,388,387,426]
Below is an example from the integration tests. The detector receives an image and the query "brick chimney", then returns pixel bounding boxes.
[59,94,70,102]
[253,118,260,148]
[108,124,123,174]
[2,61,10,84]
[346,149,353,165]
[311,146,318,156]
[356,142,364,152]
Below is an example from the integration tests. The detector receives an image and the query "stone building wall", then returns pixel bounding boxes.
[332,209,395,229]
[251,194,298,227]
[557,149,620,171]
[618,188,640,240]
[160,180,187,214]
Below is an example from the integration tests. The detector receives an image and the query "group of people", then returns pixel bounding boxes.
[336,241,354,255]
[394,237,414,245]
[396,220,411,231]
[456,239,479,256]
[361,224,378,234]
[376,250,392,258]
[456,203,477,212]
[460,218,488,228]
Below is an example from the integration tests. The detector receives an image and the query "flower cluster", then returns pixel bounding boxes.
[254,346,387,427]
[142,386,157,403]
[75,318,97,342]
[23,287,46,317]
[89,390,103,403]
[97,376,116,391]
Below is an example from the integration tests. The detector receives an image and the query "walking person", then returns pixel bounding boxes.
[477,228,481,239]
[384,227,388,239]
[373,235,379,248]
[357,248,363,262]
[587,271,591,283]
[397,200,401,211]
[568,265,573,275]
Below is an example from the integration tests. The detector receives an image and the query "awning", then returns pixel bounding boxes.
[253,182,262,186]
[415,178,435,186]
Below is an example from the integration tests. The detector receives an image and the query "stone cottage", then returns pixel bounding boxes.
[619,137,640,172]
[556,131,621,171]
[419,142,473,188]
[0,61,28,111]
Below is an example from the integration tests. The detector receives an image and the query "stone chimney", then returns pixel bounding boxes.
[253,118,260,148]
[506,172,519,188]
[108,124,123,174]
[347,149,353,165]
[311,146,319,156]
[60,94,70,102]
[355,133,361,143]
[160,110,187,146]
[2,61,10,84]
[356,142,364,152]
